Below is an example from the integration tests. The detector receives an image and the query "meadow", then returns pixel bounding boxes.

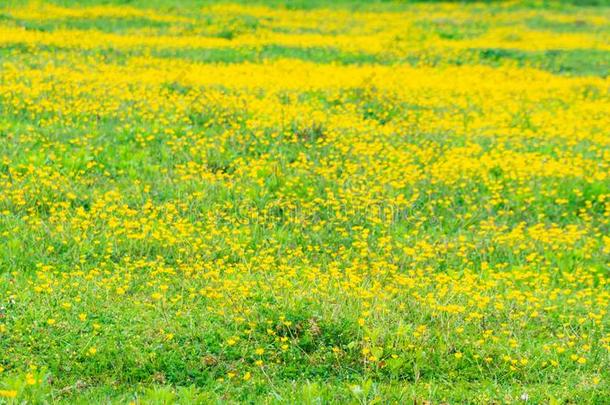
[0,0,609,403]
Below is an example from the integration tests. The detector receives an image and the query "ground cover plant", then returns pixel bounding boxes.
[0,0,609,403]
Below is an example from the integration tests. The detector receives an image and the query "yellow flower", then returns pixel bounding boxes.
[0,390,17,398]
[26,373,36,385]
[454,352,463,359]
[46,319,56,326]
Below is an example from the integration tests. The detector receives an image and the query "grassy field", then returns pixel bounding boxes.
[0,0,609,403]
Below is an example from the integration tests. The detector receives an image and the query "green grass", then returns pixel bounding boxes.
[0,0,609,403]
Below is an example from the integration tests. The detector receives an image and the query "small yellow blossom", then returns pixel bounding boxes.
[0,390,17,398]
